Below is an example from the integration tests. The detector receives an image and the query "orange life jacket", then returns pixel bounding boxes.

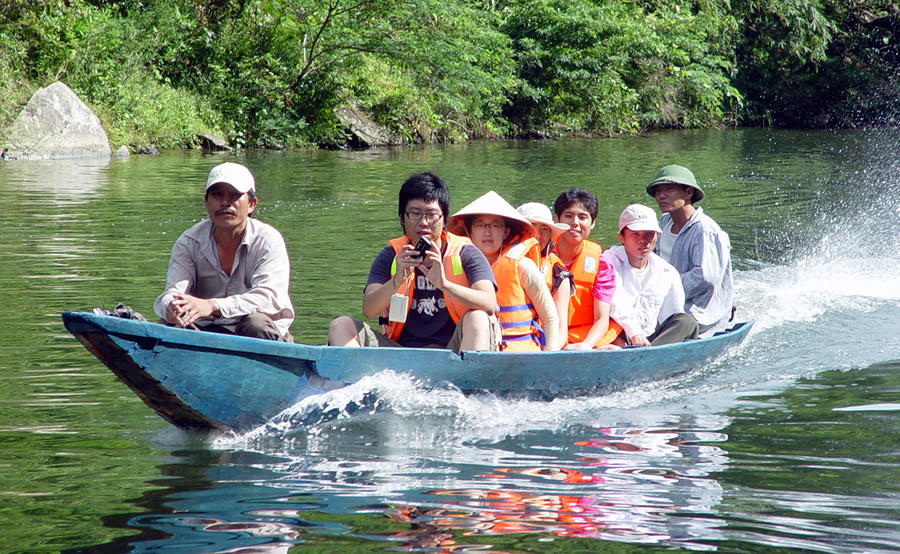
[381,231,471,341]
[563,240,621,347]
[493,237,543,352]
[539,250,565,291]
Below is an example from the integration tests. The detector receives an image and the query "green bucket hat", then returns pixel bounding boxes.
[646,165,704,204]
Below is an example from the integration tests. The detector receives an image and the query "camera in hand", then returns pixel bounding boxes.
[413,236,434,259]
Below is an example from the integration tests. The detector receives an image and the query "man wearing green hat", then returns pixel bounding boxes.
[647,165,733,337]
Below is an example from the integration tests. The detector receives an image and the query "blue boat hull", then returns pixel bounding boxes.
[61,311,753,432]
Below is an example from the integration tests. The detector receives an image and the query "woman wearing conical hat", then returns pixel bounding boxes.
[449,191,561,351]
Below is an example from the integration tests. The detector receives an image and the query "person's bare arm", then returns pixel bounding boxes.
[519,258,560,350]
[362,245,418,319]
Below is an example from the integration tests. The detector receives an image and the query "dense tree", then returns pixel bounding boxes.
[0,0,897,149]
[734,0,899,127]
[498,0,741,134]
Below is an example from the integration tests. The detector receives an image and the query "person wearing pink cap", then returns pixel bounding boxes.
[153,162,294,342]
[601,204,698,347]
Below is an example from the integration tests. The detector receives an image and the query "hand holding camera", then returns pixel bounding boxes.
[412,236,434,260]
[390,237,434,323]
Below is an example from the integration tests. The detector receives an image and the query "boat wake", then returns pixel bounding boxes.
[215,363,746,450]
[736,237,900,336]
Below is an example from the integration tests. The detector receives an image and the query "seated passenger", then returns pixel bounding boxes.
[646,164,733,336]
[516,202,572,344]
[552,188,622,350]
[602,204,699,347]
[153,162,294,342]
[327,172,499,353]
[448,191,561,351]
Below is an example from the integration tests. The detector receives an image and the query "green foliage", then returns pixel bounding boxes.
[335,0,517,141]
[627,6,742,128]
[58,4,228,147]
[499,0,742,135]
[0,0,230,147]
[733,0,899,127]
[92,76,229,149]
[0,30,32,130]
[346,55,437,142]
[0,0,896,148]
[499,0,640,134]
[195,0,515,144]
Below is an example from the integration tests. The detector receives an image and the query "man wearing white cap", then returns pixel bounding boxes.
[601,204,698,347]
[153,162,294,341]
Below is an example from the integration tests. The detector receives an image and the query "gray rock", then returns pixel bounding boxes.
[2,81,111,161]
[334,104,406,147]
[197,132,232,151]
[113,145,130,158]
[135,145,159,155]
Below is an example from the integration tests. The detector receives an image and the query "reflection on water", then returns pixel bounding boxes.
[83,421,732,552]
[80,363,900,553]
[377,423,729,550]
[3,129,900,552]
[2,158,110,200]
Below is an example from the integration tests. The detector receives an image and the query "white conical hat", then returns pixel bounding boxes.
[448,190,536,239]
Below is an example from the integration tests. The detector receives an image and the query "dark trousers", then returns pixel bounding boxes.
[647,313,699,346]
[160,312,292,342]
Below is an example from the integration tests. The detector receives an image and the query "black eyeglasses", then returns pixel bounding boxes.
[405,211,443,223]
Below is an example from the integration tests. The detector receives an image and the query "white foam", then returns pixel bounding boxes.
[832,403,900,412]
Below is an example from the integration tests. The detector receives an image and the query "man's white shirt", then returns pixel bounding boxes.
[602,245,685,339]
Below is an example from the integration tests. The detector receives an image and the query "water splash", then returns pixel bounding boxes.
[736,140,900,334]
[213,364,748,452]
[736,251,900,334]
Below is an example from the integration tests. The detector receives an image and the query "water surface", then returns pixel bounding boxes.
[1,129,898,552]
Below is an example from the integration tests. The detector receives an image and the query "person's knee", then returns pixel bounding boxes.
[236,313,284,341]
[669,313,699,339]
[328,316,362,346]
[329,315,353,335]
[462,310,490,332]
[456,309,495,351]
[679,313,700,338]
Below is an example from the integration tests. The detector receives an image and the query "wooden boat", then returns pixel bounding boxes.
[61,311,754,433]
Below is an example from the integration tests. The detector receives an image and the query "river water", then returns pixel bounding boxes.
[1,129,898,552]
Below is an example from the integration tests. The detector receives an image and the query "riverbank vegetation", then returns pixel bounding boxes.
[1,0,897,149]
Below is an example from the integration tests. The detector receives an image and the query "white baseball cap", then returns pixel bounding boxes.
[618,204,661,233]
[205,162,255,194]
